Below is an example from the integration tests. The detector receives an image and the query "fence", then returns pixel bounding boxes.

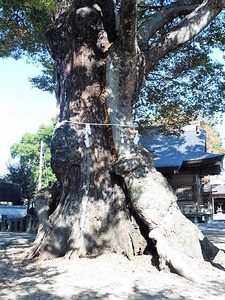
[1,215,38,233]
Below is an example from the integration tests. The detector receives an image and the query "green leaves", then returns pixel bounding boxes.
[4,162,36,199]
[1,0,225,129]
[29,56,56,92]
[0,0,56,91]
[0,0,54,58]
[6,119,56,197]
[135,10,225,132]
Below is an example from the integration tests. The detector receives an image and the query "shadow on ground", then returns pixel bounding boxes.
[1,239,225,300]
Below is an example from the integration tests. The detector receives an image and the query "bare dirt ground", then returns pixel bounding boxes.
[0,219,225,300]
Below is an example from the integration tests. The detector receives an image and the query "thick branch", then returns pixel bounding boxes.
[138,0,202,45]
[142,0,224,73]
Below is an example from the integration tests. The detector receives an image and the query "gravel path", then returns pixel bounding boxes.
[0,218,225,300]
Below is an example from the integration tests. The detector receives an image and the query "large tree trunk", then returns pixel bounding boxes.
[30,1,147,260]
[30,0,225,281]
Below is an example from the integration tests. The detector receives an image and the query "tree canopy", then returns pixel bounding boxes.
[1,1,225,129]
[0,0,54,58]
[135,1,225,128]
[0,0,55,92]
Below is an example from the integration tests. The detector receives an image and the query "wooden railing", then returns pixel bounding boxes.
[1,215,38,233]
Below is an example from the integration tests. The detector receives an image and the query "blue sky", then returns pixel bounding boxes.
[0,56,224,177]
[0,58,57,176]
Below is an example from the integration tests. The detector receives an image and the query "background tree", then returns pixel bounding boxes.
[202,121,225,154]
[4,120,56,198]
[4,162,36,199]
[1,0,225,282]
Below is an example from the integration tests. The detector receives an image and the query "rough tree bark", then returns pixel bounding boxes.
[30,0,225,281]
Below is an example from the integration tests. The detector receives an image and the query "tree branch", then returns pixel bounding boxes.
[138,0,202,46]
[142,0,224,73]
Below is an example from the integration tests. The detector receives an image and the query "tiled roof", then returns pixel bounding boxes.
[141,122,224,174]
[0,205,27,218]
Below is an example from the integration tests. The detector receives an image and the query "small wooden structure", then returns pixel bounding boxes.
[0,182,22,205]
[141,121,224,223]
[0,182,38,232]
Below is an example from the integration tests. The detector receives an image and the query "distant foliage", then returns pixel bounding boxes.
[201,121,225,154]
[4,118,56,198]
[4,163,36,199]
